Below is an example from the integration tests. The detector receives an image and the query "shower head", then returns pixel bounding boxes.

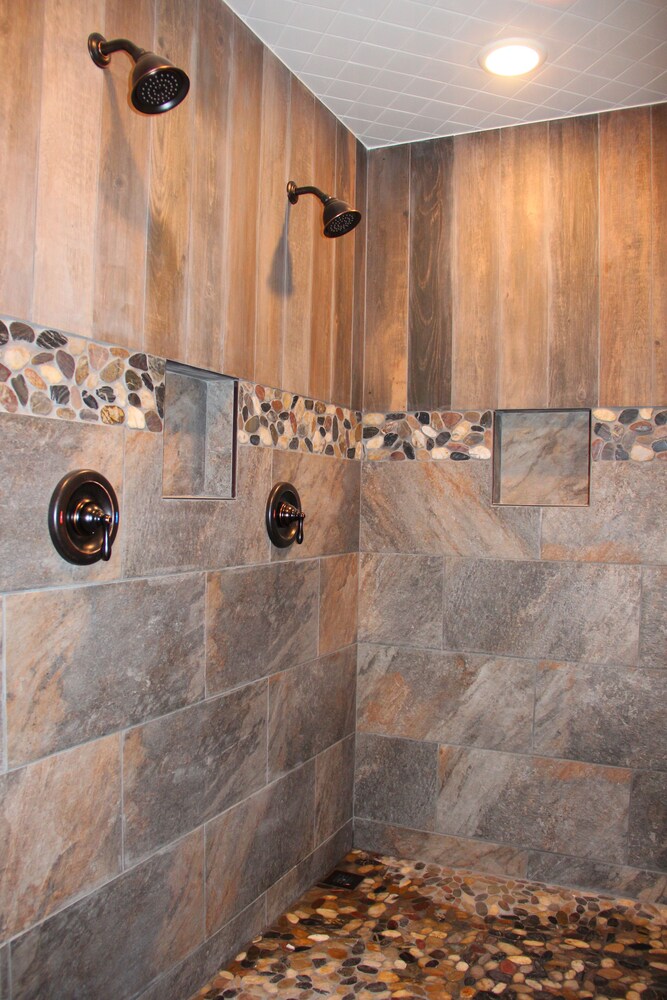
[287,181,361,238]
[88,32,190,115]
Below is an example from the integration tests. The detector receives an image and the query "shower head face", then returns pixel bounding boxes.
[130,52,190,114]
[322,198,362,238]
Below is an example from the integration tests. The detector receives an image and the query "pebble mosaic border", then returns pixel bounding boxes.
[238,381,363,461]
[592,407,667,462]
[0,317,164,431]
[194,849,667,1000]
[363,410,493,462]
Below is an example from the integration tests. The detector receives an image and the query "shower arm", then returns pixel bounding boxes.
[88,34,145,67]
[287,182,332,206]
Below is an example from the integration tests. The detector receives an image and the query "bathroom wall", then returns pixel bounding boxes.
[362,104,666,412]
[0,0,367,409]
[355,101,666,903]
[0,0,363,997]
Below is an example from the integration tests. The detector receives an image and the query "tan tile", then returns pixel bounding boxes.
[0,735,121,939]
[319,553,358,655]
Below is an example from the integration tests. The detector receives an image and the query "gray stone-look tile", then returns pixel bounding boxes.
[123,682,268,865]
[0,413,123,591]
[269,648,356,780]
[534,661,667,769]
[541,460,667,564]
[353,818,529,879]
[10,830,205,1000]
[207,560,319,694]
[0,735,121,941]
[271,451,360,560]
[6,574,205,767]
[205,763,315,935]
[123,436,270,577]
[361,459,540,559]
[527,852,667,904]
[357,644,534,752]
[436,746,631,863]
[0,605,4,775]
[629,771,667,870]
[135,897,266,1000]
[442,558,641,665]
[315,736,355,844]
[355,733,438,830]
[0,944,8,1000]
[359,553,443,649]
[162,369,208,497]
[319,553,358,655]
[640,566,667,668]
[266,821,353,925]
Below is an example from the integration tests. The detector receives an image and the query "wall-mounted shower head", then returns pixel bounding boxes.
[88,32,190,115]
[287,181,361,238]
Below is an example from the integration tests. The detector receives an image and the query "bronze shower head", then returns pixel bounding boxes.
[88,32,190,114]
[287,181,361,238]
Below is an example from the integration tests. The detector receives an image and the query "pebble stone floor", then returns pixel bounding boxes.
[191,852,667,1000]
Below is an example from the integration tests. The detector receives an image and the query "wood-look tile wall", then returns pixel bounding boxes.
[0,0,366,409]
[362,105,666,412]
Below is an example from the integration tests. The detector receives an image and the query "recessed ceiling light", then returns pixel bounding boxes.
[479,38,546,77]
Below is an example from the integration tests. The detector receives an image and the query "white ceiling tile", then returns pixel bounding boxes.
[245,18,285,45]
[325,78,370,101]
[617,62,661,87]
[474,0,526,22]
[605,1,659,30]
[302,53,347,76]
[593,79,643,101]
[554,45,603,71]
[578,21,627,51]
[452,17,502,46]
[314,34,362,60]
[349,43,396,69]
[572,95,618,112]
[447,105,495,126]
[419,8,469,36]
[327,12,375,41]
[287,5,337,32]
[248,0,298,23]
[341,0,390,17]
[363,19,410,48]
[643,10,667,41]
[376,105,420,126]
[543,13,598,43]
[614,33,664,62]
[588,50,637,78]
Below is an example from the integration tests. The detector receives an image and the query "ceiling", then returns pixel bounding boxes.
[223,0,667,147]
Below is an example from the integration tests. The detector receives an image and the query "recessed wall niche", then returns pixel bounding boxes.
[162,361,237,499]
[492,409,591,507]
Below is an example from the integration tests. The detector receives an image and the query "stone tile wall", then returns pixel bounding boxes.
[0,409,359,1000]
[356,456,667,904]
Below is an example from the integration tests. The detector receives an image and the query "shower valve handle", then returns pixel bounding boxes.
[277,502,305,545]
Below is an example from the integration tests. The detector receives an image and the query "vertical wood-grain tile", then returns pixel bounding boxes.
[0,0,43,319]
[600,107,652,406]
[351,141,367,412]
[254,50,291,389]
[331,122,357,407]
[308,104,337,402]
[498,122,548,408]
[92,0,153,349]
[451,130,499,409]
[283,78,315,397]
[547,115,599,407]
[186,0,234,372]
[408,137,453,411]
[33,0,104,333]
[144,0,196,360]
[652,102,667,402]
[222,22,263,381]
[364,144,410,412]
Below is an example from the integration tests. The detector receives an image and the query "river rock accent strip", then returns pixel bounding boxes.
[592,406,667,461]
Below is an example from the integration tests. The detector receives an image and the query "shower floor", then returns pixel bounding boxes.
[191,851,667,1000]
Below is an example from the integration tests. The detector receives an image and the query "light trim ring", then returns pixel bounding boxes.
[479,38,546,77]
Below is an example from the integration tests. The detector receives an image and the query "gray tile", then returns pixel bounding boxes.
[162,368,208,497]
[315,735,355,844]
[361,458,540,558]
[123,436,270,577]
[534,661,667,768]
[442,558,641,664]
[271,451,360,560]
[436,746,631,864]
[353,818,529,879]
[0,735,121,941]
[10,830,205,1000]
[541,460,667,563]
[640,566,667,668]
[494,408,590,506]
[135,896,266,1000]
[319,553,358,655]
[357,644,534,752]
[0,604,4,775]
[123,682,268,865]
[6,574,205,767]
[205,763,315,935]
[527,852,667,904]
[359,553,443,648]
[629,771,667,870]
[0,944,8,1000]
[269,647,356,780]
[0,413,123,591]
[266,821,353,925]
[355,733,438,830]
[207,560,319,694]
